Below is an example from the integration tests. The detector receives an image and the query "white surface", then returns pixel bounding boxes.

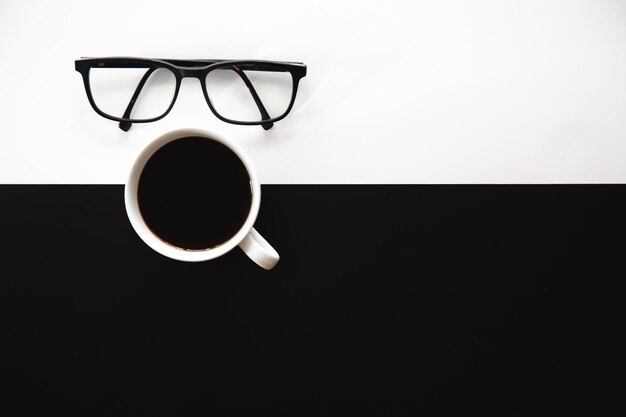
[1,0,625,184]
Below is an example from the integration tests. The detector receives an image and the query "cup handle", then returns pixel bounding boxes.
[239,227,280,270]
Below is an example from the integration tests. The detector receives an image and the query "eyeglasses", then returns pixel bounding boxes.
[75,57,307,131]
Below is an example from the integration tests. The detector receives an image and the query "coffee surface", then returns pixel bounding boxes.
[138,137,252,250]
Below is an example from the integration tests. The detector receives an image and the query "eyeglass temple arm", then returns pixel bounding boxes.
[232,66,273,130]
[119,67,156,132]
[119,68,273,132]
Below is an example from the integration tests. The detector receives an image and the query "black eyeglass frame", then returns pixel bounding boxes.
[75,57,307,131]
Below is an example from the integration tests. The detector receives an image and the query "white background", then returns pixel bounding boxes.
[1,0,625,184]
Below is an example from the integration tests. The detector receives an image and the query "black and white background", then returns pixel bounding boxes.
[1,1,625,415]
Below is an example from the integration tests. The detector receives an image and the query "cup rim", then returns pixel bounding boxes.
[124,128,260,262]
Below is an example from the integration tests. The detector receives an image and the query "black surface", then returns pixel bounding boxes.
[0,185,623,416]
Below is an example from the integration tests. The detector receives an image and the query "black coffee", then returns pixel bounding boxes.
[137,137,252,250]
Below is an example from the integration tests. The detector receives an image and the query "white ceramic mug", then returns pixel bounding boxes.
[124,128,279,270]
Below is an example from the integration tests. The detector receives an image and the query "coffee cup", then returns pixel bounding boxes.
[124,128,279,269]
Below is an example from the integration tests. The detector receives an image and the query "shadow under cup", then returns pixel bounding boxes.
[136,136,253,251]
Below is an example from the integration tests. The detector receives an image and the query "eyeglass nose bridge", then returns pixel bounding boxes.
[179,68,205,79]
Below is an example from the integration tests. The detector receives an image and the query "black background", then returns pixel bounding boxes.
[0,185,623,416]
